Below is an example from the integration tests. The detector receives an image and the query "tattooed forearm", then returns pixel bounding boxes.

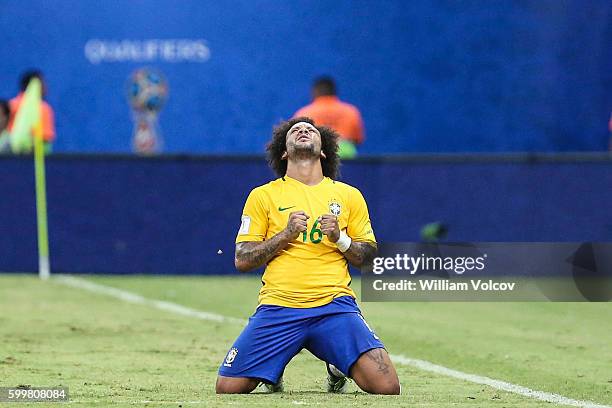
[343,241,377,267]
[234,231,292,272]
[365,348,390,374]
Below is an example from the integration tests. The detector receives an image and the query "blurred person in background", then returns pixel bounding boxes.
[294,76,365,159]
[0,100,10,152]
[8,70,56,152]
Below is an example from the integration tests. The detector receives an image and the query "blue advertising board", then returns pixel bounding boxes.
[1,155,611,274]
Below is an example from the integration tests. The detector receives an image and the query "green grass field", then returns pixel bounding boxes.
[0,274,611,407]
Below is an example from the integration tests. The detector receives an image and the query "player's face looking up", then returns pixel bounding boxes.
[284,121,325,160]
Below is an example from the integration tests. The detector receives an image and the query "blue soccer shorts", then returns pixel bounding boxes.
[218,296,384,384]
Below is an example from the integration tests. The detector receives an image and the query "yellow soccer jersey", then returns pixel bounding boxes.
[235,175,376,308]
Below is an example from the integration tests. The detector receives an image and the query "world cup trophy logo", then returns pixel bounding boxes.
[127,68,168,154]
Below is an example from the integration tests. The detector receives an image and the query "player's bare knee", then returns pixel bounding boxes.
[214,377,231,394]
[378,379,401,395]
[215,383,250,394]
[215,376,257,394]
[364,377,400,395]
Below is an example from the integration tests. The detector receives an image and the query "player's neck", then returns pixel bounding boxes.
[285,159,324,186]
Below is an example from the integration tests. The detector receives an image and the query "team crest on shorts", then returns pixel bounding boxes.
[224,347,238,367]
[329,200,342,216]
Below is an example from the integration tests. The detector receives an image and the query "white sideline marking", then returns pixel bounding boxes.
[54,275,611,408]
[391,355,610,408]
[55,275,246,326]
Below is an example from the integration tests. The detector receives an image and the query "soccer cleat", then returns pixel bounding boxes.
[259,377,284,393]
[326,363,349,393]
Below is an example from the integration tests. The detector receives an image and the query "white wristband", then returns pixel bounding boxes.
[336,231,352,252]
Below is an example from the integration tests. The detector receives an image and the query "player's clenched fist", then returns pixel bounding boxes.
[318,214,340,243]
[284,211,310,239]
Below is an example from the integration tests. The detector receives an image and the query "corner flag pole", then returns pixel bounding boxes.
[11,78,50,279]
[34,120,50,280]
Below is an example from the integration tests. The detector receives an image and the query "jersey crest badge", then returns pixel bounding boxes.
[329,200,342,216]
[224,347,238,367]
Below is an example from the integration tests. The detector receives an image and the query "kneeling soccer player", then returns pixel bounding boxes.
[215,117,400,395]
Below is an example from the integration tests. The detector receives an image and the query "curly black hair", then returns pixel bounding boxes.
[266,117,340,179]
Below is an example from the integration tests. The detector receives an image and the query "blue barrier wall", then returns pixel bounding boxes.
[1,155,611,274]
[1,1,611,153]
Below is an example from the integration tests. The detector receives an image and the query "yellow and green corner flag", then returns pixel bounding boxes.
[11,78,51,279]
